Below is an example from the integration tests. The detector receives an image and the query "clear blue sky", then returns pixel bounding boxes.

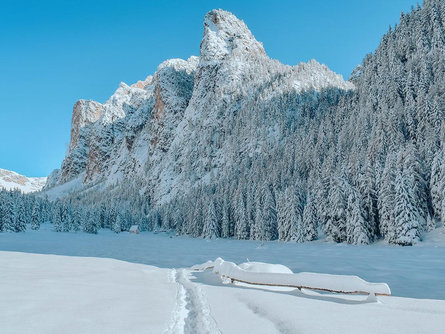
[0,0,420,177]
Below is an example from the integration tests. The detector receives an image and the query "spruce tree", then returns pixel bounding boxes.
[234,189,249,240]
[30,203,40,230]
[346,191,370,244]
[202,200,219,239]
[430,151,443,221]
[392,173,421,245]
[261,183,278,241]
[302,192,318,241]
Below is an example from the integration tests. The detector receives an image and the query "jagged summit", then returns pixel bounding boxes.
[200,9,265,65]
[157,56,199,73]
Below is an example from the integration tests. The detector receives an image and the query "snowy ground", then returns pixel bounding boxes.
[0,251,175,334]
[1,250,445,334]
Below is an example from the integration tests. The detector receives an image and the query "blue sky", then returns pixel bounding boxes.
[0,0,420,177]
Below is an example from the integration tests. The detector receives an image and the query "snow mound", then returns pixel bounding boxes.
[238,261,293,274]
[193,258,391,296]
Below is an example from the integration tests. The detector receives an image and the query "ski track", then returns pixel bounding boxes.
[165,269,221,334]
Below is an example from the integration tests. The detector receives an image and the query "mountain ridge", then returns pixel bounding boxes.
[0,168,47,194]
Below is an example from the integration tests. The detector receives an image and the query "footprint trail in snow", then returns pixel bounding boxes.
[165,269,221,334]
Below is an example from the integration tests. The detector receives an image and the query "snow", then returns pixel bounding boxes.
[130,225,140,232]
[157,56,199,74]
[193,258,391,295]
[195,269,445,334]
[1,248,444,334]
[43,173,84,200]
[0,168,47,193]
[238,261,293,274]
[0,251,175,334]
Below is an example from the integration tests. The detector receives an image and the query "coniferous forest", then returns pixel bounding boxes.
[1,1,444,246]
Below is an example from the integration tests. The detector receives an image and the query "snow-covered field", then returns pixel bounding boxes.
[0,251,175,334]
[1,251,445,334]
[1,225,445,333]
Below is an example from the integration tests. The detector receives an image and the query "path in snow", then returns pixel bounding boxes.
[175,269,222,334]
[164,269,188,334]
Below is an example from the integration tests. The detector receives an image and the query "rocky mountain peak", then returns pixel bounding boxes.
[131,75,153,89]
[200,9,265,66]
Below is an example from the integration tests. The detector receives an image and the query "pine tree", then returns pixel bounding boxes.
[261,183,278,241]
[30,203,40,230]
[3,195,16,232]
[53,204,63,232]
[378,154,396,240]
[392,173,421,245]
[113,211,123,233]
[83,210,98,234]
[346,191,370,244]
[325,177,348,242]
[220,200,230,238]
[14,201,27,232]
[71,206,81,232]
[99,203,108,229]
[202,200,219,239]
[276,190,287,240]
[61,202,70,232]
[234,188,249,240]
[430,150,443,221]
[302,192,318,241]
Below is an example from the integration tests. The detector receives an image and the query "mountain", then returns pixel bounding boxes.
[0,168,46,193]
[45,9,353,201]
[42,2,445,245]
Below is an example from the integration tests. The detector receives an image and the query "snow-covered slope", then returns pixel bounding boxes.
[45,9,353,204]
[0,168,46,193]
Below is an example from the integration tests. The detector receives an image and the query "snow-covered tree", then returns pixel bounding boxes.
[302,192,318,241]
[346,191,370,245]
[392,173,421,245]
[202,200,219,239]
[30,203,40,230]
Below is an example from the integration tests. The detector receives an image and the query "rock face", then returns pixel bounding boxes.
[69,100,103,151]
[46,9,353,204]
[0,168,47,193]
